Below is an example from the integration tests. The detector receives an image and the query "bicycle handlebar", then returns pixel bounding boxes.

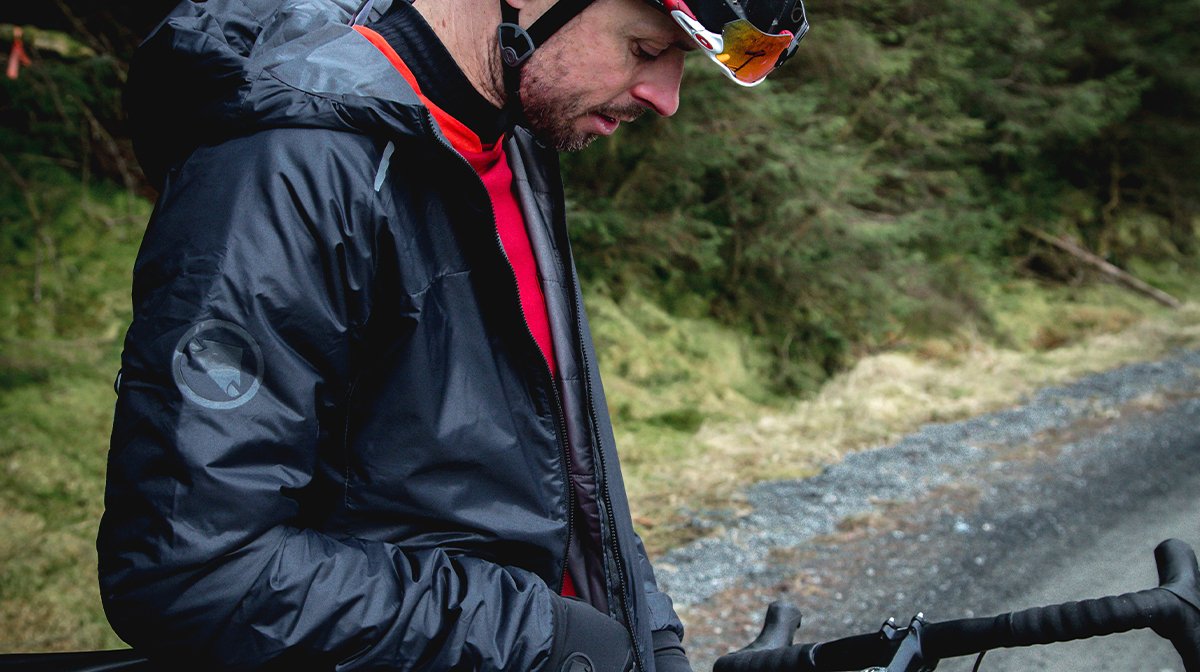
[715,538,1200,672]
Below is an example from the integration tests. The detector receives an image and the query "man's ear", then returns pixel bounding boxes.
[504,0,529,10]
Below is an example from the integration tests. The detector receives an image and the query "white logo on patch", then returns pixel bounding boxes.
[172,320,264,409]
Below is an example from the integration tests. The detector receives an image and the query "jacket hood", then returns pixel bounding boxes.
[128,0,430,187]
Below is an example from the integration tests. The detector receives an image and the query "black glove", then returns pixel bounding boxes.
[548,596,635,672]
[652,630,693,672]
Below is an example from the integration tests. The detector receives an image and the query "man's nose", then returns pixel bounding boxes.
[630,51,685,117]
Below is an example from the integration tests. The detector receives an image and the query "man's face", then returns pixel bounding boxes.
[515,0,694,151]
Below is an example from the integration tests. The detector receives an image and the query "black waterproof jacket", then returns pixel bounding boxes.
[97,1,684,669]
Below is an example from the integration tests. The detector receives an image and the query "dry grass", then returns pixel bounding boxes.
[625,301,1200,553]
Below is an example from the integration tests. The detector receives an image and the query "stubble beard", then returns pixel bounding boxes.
[518,54,646,152]
[518,56,595,152]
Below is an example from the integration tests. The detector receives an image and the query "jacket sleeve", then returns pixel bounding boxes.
[98,128,557,671]
[632,532,690,670]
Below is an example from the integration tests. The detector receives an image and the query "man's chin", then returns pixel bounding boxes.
[529,126,599,153]
[556,133,600,153]
[522,105,606,152]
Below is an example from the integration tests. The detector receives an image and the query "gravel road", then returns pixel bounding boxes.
[656,349,1200,671]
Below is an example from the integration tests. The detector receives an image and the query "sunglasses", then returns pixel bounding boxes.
[665,0,809,86]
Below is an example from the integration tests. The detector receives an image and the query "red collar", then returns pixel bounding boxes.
[354,25,497,155]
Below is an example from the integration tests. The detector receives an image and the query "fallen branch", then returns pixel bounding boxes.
[1024,227,1183,309]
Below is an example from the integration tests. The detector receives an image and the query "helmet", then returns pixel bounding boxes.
[497,0,808,90]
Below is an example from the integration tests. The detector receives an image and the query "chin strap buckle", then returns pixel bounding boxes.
[498,23,536,67]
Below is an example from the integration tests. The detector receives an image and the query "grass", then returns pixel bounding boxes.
[0,174,146,652]
[606,279,1200,554]
[2,172,1199,652]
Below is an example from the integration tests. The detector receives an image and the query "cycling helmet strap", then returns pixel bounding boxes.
[497,0,596,127]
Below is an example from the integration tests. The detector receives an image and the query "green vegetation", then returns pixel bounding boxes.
[565,0,1200,550]
[3,0,1200,654]
[0,170,147,651]
[565,0,1200,392]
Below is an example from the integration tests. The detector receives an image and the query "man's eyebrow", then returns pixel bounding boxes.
[673,37,699,52]
[658,30,699,52]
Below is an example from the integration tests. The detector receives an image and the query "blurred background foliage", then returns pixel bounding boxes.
[1,0,1199,652]
[2,0,1197,384]
[563,0,1200,390]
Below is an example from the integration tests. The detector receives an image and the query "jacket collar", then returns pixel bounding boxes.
[368,2,507,146]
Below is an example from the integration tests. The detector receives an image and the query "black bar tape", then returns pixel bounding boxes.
[714,644,820,672]
[714,632,900,672]
[0,649,152,671]
[806,631,903,670]
[924,589,1177,660]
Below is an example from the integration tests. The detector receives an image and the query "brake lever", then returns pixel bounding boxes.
[740,601,804,652]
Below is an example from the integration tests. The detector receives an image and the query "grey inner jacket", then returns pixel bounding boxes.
[97,0,685,669]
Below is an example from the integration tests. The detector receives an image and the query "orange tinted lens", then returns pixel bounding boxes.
[714,20,792,83]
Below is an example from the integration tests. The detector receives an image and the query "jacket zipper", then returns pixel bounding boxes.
[487,225,577,596]
[525,139,645,671]
[424,115,577,595]
[566,238,646,672]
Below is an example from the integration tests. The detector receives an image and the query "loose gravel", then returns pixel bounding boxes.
[653,349,1200,670]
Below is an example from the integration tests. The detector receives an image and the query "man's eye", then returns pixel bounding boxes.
[634,43,664,60]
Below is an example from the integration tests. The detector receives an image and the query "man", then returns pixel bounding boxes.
[97,0,808,669]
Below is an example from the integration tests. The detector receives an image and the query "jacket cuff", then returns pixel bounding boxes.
[651,630,693,672]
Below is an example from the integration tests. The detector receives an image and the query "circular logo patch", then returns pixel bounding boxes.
[172,319,264,410]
